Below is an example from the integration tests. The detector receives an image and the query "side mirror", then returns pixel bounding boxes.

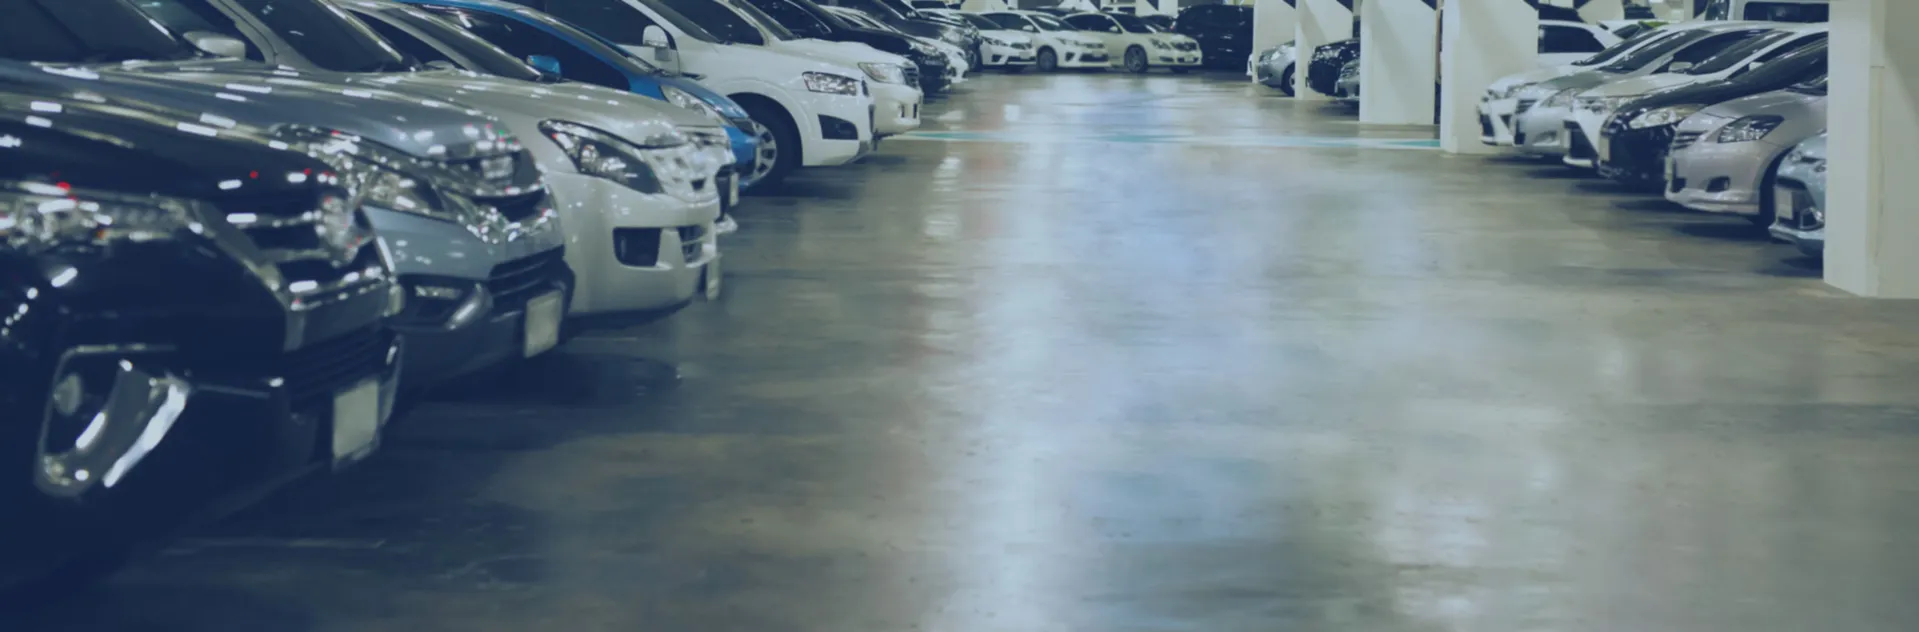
[1667,60,1695,72]
[525,54,563,75]
[642,25,672,49]
[184,31,248,59]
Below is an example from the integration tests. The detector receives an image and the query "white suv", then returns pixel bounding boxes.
[528,0,878,185]
[711,0,924,137]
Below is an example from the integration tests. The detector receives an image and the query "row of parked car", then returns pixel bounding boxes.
[1248,13,1831,260]
[0,0,1075,601]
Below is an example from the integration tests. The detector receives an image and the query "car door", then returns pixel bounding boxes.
[1538,24,1609,67]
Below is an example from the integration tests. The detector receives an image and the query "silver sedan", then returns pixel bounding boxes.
[1665,80,1826,224]
[1768,133,1828,257]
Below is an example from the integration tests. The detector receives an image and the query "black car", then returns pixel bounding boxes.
[1171,3,1250,70]
[740,0,951,93]
[1308,38,1360,97]
[1598,39,1828,188]
[0,87,402,595]
[816,0,980,67]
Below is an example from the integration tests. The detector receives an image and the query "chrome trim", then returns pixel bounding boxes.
[35,345,189,499]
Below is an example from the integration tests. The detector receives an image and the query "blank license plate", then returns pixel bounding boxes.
[1597,135,1611,163]
[1775,187,1797,221]
[523,291,563,357]
[331,380,380,463]
[1665,155,1677,183]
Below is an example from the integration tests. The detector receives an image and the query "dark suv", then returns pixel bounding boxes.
[1172,4,1250,70]
[0,86,402,594]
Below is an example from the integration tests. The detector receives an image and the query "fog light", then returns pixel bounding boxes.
[384,283,407,317]
[50,373,84,418]
[446,290,491,330]
[413,285,464,300]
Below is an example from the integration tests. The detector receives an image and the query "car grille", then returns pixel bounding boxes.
[1516,99,1537,115]
[1480,115,1495,137]
[478,190,550,223]
[1777,180,1822,230]
[1671,130,1704,151]
[487,248,568,312]
[1567,123,1596,160]
[1174,41,1198,51]
[678,225,708,263]
[278,326,392,408]
[218,188,386,310]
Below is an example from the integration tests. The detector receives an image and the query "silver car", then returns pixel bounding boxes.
[1250,41,1297,94]
[1768,133,1827,257]
[1665,78,1826,222]
[1334,59,1359,102]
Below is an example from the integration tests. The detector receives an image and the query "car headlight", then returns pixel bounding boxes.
[803,71,862,95]
[0,182,199,254]
[1714,115,1785,143]
[859,62,907,84]
[1152,40,1172,50]
[940,29,967,45]
[1541,88,1579,109]
[662,85,728,124]
[1628,104,1703,130]
[982,35,1009,47]
[542,120,706,196]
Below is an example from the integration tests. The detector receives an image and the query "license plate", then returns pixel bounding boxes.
[330,380,381,463]
[1665,154,1677,183]
[523,290,563,357]
[1775,187,1796,222]
[1597,135,1611,163]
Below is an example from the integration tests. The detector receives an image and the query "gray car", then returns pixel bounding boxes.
[2,0,571,391]
[1249,41,1296,94]
[1665,80,1826,221]
[1768,133,1827,257]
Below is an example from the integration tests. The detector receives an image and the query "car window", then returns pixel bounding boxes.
[1539,25,1605,54]
[1575,26,1667,66]
[4,0,203,63]
[1754,33,1824,63]
[1109,13,1154,34]
[1744,2,1829,22]
[354,12,456,65]
[654,0,767,45]
[372,6,545,81]
[983,13,1034,32]
[417,6,633,88]
[743,0,833,38]
[1678,30,1789,74]
[125,0,266,60]
[1064,14,1113,32]
[1602,28,1708,72]
[1029,14,1073,32]
[222,0,412,72]
[720,0,798,41]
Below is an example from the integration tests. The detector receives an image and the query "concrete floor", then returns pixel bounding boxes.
[20,72,1919,631]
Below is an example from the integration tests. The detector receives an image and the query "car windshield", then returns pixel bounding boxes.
[721,0,799,40]
[377,5,544,81]
[445,5,661,74]
[1601,28,1710,73]
[1108,13,1153,34]
[224,0,413,72]
[1683,30,1792,75]
[1790,73,1827,95]
[871,0,922,19]
[839,0,909,22]
[1574,26,1667,67]
[2,0,201,63]
[955,13,998,30]
[629,0,726,43]
[983,13,1033,31]
[833,8,894,32]
[1029,14,1073,32]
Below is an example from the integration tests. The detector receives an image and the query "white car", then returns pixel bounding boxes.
[977,10,1109,71]
[713,0,923,136]
[1476,20,1668,148]
[1060,11,1198,73]
[924,9,1037,70]
[531,0,878,186]
[1565,23,1827,170]
[824,5,970,81]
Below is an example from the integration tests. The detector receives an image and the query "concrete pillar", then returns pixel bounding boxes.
[1439,0,1537,153]
[1293,0,1354,100]
[1253,0,1299,62]
[1358,0,1437,124]
[1574,0,1624,22]
[1825,0,1919,297]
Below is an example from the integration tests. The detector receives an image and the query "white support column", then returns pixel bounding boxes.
[1359,0,1437,125]
[1825,0,1919,297]
[1253,0,1299,64]
[1294,0,1354,100]
[1574,0,1624,22]
[1439,0,1537,153]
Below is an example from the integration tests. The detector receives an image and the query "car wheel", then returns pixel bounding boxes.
[1036,47,1058,72]
[1125,46,1148,73]
[740,106,798,188]
[1279,64,1296,96]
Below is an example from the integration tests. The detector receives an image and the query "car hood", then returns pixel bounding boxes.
[1687,88,1826,131]
[1584,72,1698,98]
[0,59,507,159]
[775,38,912,67]
[353,70,696,144]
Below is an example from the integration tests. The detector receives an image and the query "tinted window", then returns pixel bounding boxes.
[3,0,200,63]
[373,7,545,81]
[954,13,996,30]
[1029,14,1072,32]
[418,7,631,88]
[1109,14,1153,34]
[1540,25,1605,54]
[983,13,1033,31]
[1730,40,1825,83]
[122,0,262,59]
[1602,29,1713,72]
[1064,14,1114,32]
[355,12,456,65]
[1678,30,1788,74]
[227,0,411,72]
[1745,2,1828,22]
[745,0,833,37]
[1576,26,1668,66]
[720,0,798,41]
[541,0,689,44]
[654,0,766,45]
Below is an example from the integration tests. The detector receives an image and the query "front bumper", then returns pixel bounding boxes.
[1768,178,1825,256]
[1055,47,1110,68]
[1252,50,1295,86]
[1664,135,1792,216]
[546,172,720,317]
[1154,48,1203,67]
[1512,103,1571,156]
[798,92,875,168]
[871,81,922,136]
[983,43,1036,67]
[1596,122,1676,187]
[1563,108,1612,170]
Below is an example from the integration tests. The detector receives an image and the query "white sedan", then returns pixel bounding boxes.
[1061,11,1199,73]
[977,10,1110,71]
[925,9,1038,70]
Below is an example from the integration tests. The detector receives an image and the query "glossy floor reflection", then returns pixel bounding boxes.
[21,72,1919,631]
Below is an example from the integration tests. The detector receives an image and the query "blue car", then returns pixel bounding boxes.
[394,0,765,188]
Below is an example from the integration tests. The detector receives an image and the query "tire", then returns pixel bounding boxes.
[1036,47,1058,72]
[1751,152,1792,227]
[738,104,799,188]
[1124,46,1148,73]
[1279,64,1296,96]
